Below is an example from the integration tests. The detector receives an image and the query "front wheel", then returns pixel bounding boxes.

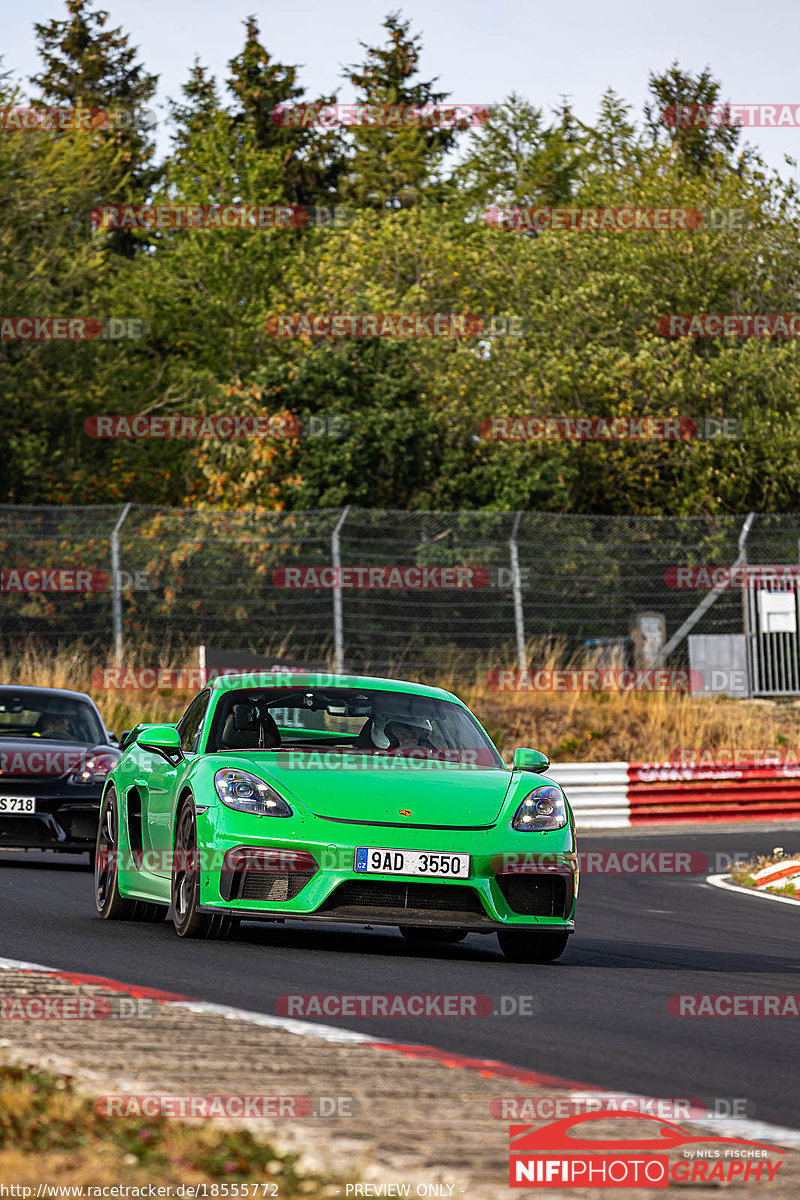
[497,930,570,963]
[171,799,238,940]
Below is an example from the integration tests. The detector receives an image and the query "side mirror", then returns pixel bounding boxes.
[136,724,182,760]
[512,747,550,773]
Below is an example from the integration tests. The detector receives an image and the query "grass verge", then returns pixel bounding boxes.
[0,1060,344,1191]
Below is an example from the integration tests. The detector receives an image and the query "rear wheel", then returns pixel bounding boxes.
[171,799,238,940]
[497,930,569,963]
[95,789,167,922]
[399,927,468,944]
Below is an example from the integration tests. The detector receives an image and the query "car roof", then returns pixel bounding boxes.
[0,684,95,704]
[209,671,461,704]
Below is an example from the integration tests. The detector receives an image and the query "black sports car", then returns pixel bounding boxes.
[0,686,120,860]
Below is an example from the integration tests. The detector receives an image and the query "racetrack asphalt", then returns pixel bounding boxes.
[1,824,798,1131]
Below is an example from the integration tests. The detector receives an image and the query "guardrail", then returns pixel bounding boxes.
[548,761,800,828]
[547,763,630,828]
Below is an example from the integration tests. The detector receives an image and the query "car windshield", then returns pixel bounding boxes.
[0,690,105,744]
[207,686,504,767]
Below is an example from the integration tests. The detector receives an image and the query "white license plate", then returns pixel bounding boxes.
[0,797,36,814]
[354,847,469,878]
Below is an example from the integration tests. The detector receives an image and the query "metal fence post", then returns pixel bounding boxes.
[111,503,133,665]
[332,506,350,674]
[653,511,755,669]
[509,511,526,671]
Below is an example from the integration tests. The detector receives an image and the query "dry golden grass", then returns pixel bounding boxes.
[3,644,800,762]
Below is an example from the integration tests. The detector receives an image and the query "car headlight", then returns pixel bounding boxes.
[214,769,292,816]
[512,785,567,831]
[70,752,118,785]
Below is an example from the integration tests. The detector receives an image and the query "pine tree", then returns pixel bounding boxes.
[226,16,344,205]
[645,63,742,174]
[342,12,459,210]
[31,0,159,254]
[168,60,222,159]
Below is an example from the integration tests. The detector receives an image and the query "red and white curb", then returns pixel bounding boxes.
[706,873,800,908]
[752,859,800,891]
[1,955,799,1150]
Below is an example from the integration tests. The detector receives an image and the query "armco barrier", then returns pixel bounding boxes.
[547,763,630,828]
[628,762,800,823]
[548,761,800,828]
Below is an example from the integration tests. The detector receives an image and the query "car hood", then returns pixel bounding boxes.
[212,753,515,828]
[0,739,113,783]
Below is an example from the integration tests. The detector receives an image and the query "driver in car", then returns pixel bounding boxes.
[371,712,433,750]
[35,713,71,738]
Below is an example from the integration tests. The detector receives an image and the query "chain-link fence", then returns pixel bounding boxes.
[2,505,799,682]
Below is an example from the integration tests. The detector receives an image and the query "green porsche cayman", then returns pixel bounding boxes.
[95,672,578,961]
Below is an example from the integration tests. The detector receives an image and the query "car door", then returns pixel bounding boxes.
[143,690,211,872]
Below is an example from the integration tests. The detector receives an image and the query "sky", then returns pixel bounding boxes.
[3,0,800,178]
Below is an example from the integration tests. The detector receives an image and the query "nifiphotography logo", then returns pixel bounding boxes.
[508,1112,783,1188]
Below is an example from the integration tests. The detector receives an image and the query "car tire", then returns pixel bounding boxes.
[95,788,167,922]
[171,798,238,940]
[497,930,570,963]
[399,927,468,944]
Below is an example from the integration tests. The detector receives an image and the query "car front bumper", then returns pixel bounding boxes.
[193,807,578,931]
[0,793,101,851]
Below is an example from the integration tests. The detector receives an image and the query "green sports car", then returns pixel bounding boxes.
[95,672,578,961]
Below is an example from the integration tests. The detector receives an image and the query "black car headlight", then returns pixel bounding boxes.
[69,752,118,785]
[214,769,292,816]
[512,785,567,831]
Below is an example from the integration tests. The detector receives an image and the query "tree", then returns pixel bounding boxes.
[31,0,159,255]
[168,59,223,170]
[644,63,742,174]
[450,92,581,212]
[341,12,459,210]
[226,16,345,205]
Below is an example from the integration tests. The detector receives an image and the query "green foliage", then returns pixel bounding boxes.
[341,12,460,210]
[4,9,800,515]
